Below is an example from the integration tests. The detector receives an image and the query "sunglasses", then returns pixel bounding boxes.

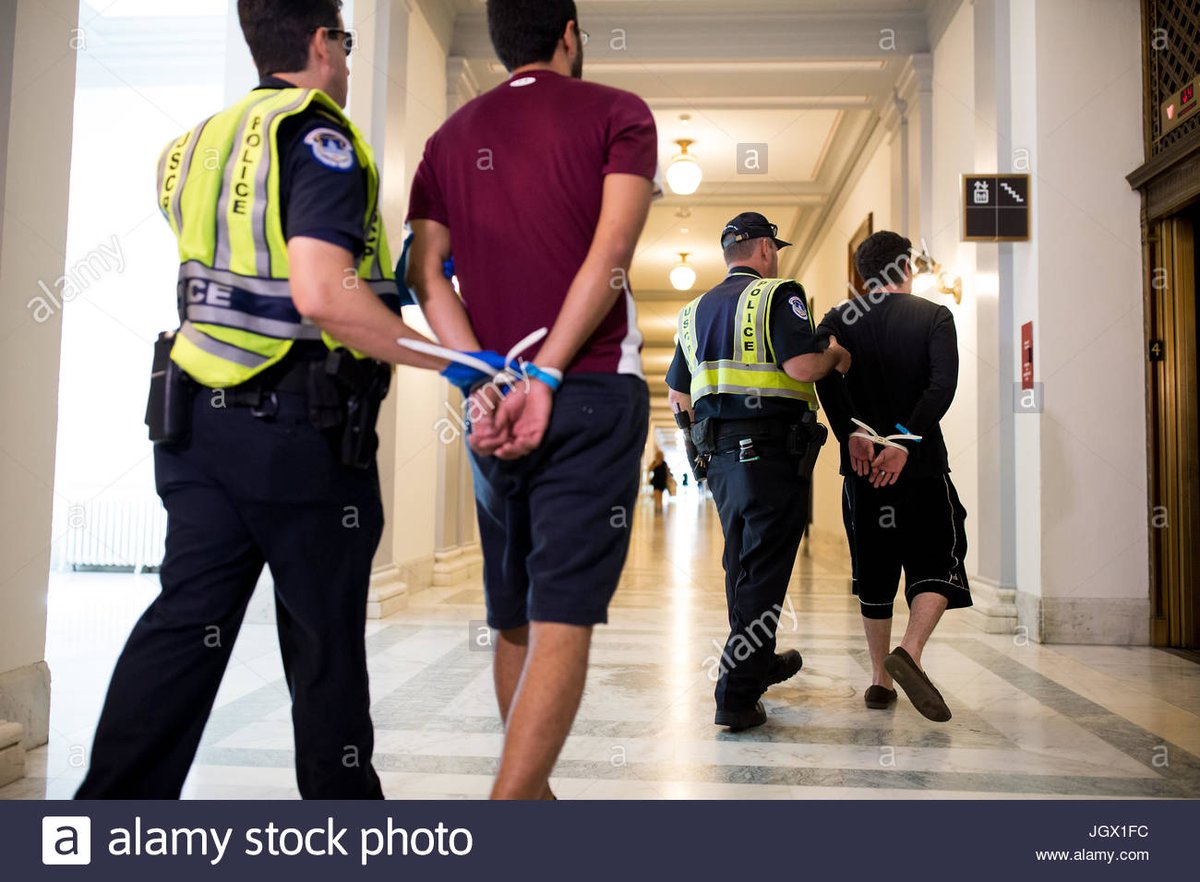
[311,26,355,56]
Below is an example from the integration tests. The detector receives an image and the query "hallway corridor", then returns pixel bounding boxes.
[5,491,1199,801]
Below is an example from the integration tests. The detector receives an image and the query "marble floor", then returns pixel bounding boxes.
[4,488,1200,800]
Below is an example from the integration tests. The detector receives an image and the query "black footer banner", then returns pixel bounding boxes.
[4,799,1196,879]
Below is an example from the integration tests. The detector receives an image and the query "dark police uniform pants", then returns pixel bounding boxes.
[76,389,385,799]
[705,441,809,713]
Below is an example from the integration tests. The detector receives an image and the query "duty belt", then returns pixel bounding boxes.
[692,418,796,455]
[712,419,791,444]
[221,346,325,408]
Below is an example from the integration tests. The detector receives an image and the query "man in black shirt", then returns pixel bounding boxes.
[667,212,850,731]
[816,231,971,723]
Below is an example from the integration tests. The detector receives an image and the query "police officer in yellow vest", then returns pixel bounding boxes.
[75,0,493,799]
[667,213,851,731]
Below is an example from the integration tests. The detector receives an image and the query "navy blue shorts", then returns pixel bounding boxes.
[470,374,650,630]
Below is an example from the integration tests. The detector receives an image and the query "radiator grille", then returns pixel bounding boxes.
[59,500,167,572]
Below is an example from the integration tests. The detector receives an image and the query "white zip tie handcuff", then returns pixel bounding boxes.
[398,327,553,390]
[849,418,922,449]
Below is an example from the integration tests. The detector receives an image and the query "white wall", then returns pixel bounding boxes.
[1017,0,1147,641]
[1010,0,1043,616]
[930,0,980,577]
[387,2,451,584]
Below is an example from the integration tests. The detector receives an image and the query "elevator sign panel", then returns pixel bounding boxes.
[1162,75,1199,136]
[962,174,1030,242]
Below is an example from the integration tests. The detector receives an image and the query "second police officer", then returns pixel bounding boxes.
[667,213,852,731]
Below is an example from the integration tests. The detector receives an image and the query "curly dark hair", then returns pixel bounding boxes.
[853,231,913,291]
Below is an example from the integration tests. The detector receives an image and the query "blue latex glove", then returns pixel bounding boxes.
[440,350,508,396]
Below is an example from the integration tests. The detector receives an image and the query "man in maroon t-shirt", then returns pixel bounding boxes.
[406,0,656,800]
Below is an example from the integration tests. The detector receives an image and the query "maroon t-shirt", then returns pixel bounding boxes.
[406,69,658,375]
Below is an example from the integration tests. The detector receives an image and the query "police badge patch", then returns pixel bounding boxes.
[304,128,356,172]
[789,295,808,321]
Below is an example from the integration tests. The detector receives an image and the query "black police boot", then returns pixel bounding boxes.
[714,701,768,732]
[765,649,803,687]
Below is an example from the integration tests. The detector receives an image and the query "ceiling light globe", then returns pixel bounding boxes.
[670,262,697,292]
[666,155,703,196]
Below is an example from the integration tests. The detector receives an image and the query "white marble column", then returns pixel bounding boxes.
[0,0,80,767]
[352,0,413,618]
[430,55,485,589]
[964,0,1020,633]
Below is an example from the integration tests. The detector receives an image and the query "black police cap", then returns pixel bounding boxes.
[720,212,792,251]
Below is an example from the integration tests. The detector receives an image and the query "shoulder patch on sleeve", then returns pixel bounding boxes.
[304,127,356,172]
[788,294,808,321]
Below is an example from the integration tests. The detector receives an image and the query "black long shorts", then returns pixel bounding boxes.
[842,472,973,620]
[470,374,649,630]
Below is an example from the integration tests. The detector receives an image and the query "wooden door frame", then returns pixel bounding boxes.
[1144,216,1200,647]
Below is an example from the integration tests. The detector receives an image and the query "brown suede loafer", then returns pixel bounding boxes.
[864,684,898,709]
[884,647,952,722]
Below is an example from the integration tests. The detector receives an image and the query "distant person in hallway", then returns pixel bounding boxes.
[667,212,851,732]
[815,231,972,723]
[405,0,655,798]
[649,449,672,509]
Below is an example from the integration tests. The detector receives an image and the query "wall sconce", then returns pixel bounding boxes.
[666,139,703,196]
[912,248,962,304]
[670,253,697,292]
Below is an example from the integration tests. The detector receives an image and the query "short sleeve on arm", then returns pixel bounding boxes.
[603,92,658,181]
[283,117,368,257]
[666,344,691,393]
[769,283,820,363]
[406,135,449,226]
[816,306,842,341]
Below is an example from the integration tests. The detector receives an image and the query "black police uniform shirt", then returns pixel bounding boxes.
[665,267,821,423]
[258,76,369,260]
[814,291,958,478]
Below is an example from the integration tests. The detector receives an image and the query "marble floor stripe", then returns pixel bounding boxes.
[194,749,1190,798]
[948,638,1200,787]
[370,643,492,728]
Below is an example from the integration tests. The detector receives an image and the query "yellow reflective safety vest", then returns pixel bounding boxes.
[676,274,818,410]
[156,87,399,388]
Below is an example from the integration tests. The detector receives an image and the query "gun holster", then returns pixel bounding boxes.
[790,412,829,480]
[674,409,709,482]
[145,332,193,446]
[324,348,391,470]
[690,418,716,456]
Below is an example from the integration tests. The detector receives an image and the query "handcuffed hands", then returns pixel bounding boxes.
[463,363,557,460]
[868,445,909,488]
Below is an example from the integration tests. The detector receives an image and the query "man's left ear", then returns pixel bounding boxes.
[312,27,333,67]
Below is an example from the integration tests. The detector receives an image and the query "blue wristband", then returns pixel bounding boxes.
[523,363,562,392]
